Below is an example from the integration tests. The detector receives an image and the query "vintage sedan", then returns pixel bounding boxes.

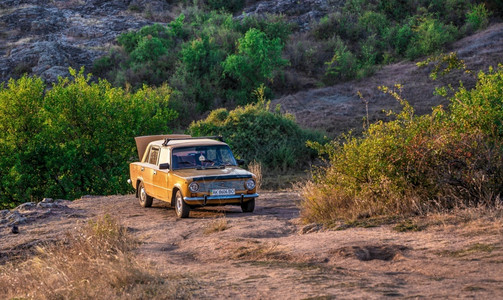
[128,135,259,218]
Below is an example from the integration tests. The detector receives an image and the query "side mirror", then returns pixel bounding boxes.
[236,159,245,166]
[159,163,170,170]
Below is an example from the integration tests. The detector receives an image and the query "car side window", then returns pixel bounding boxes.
[159,148,169,165]
[148,147,160,165]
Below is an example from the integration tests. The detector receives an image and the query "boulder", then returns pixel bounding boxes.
[16,202,37,211]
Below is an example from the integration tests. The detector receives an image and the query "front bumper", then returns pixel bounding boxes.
[184,193,259,205]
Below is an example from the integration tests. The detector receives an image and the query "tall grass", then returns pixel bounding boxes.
[301,64,503,223]
[248,160,263,191]
[0,215,192,299]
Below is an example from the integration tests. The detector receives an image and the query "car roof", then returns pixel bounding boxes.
[149,138,228,148]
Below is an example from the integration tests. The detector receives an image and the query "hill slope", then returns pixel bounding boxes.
[272,23,503,136]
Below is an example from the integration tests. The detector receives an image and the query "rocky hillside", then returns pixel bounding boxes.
[0,0,160,83]
[0,0,338,84]
[240,0,343,31]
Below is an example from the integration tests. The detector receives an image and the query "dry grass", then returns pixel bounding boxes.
[230,241,293,261]
[204,216,229,235]
[248,160,262,191]
[0,215,193,299]
[436,243,498,258]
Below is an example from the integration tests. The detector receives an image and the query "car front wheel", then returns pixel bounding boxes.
[138,181,153,208]
[175,190,190,218]
[241,199,255,213]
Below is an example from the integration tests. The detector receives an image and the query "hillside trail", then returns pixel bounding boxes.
[2,192,502,298]
[272,23,503,136]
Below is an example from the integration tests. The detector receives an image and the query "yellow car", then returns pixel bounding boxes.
[128,135,259,218]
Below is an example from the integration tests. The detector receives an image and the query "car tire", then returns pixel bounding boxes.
[175,190,190,218]
[138,181,153,208]
[241,199,255,213]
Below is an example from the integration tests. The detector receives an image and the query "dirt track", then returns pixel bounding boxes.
[2,192,503,299]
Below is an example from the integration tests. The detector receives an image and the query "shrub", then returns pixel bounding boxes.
[465,3,490,32]
[301,65,503,223]
[406,17,458,59]
[358,11,389,37]
[0,69,178,207]
[323,38,357,83]
[222,28,288,104]
[99,10,290,110]
[131,36,167,62]
[393,21,414,56]
[188,87,323,172]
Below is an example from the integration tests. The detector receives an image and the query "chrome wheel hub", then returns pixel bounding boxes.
[140,187,146,202]
[176,194,182,212]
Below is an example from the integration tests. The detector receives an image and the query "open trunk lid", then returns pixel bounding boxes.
[134,134,191,161]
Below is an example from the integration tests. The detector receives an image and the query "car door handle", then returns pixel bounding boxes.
[153,170,157,175]
[141,167,144,172]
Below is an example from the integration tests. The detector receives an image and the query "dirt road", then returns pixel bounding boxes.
[2,192,503,299]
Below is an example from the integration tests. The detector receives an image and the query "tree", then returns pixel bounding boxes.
[222,28,287,103]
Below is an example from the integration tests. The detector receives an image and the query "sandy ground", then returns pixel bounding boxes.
[1,192,502,299]
[272,23,503,136]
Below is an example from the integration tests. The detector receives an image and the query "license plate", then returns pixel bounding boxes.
[211,188,235,196]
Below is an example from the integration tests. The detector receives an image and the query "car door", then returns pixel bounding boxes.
[152,147,170,201]
[143,146,160,199]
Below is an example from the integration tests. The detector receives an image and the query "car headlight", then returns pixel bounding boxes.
[189,182,199,193]
[245,179,256,190]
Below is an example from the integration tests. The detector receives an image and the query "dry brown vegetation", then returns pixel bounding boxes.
[204,215,229,234]
[0,215,192,299]
[247,160,263,191]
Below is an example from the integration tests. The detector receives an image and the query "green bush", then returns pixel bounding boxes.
[222,28,288,103]
[301,65,503,222]
[131,36,167,62]
[393,21,414,55]
[406,17,458,59]
[188,87,323,172]
[358,11,389,36]
[0,69,178,208]
[97,10,290,111]
[465,3,490,31]
[323,37,357,83]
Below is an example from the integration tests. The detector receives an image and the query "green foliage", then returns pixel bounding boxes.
[223,28,288,103]
[323,38,357,83]
[296,0,496,86]
[0,69,178,208]
[465,3,490,31]
[99,10,290,112]
[301,65,503,222]
[358,11,389,36]
[406,16,458,59]
[131,36,167,62]
[188,87,323,171]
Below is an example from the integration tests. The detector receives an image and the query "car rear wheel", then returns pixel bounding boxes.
[138,182,153,208]
[175,190,190,218]
[241,199,255,213]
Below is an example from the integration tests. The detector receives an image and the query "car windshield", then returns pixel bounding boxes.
[172,145,238,170]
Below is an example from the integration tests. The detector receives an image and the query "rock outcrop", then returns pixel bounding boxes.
[0,0,152,83]
[241,0,343,31]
